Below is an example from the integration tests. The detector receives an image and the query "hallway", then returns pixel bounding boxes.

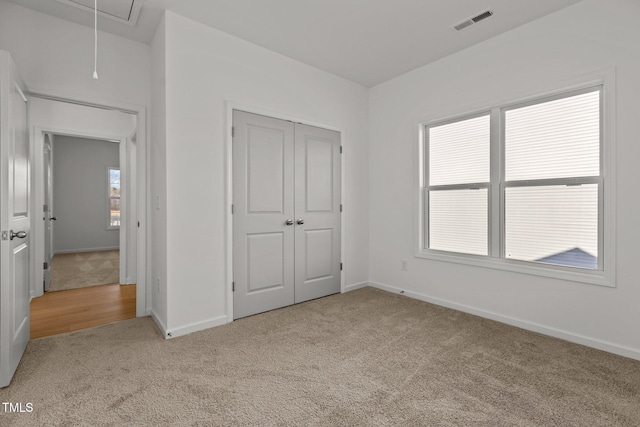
[30,284,136,339]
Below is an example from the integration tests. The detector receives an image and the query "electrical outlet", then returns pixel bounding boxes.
[156,277,160,293]
[401,260,408,271]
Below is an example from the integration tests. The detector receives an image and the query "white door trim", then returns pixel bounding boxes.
[27,88,149,318]
[224,100,347,322]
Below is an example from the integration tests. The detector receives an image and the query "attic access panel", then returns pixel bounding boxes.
[55,0,144,26]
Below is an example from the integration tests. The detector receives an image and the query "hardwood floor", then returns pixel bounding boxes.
[30,284,136,339]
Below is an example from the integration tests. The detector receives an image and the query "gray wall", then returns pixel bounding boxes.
[53,135,120,253]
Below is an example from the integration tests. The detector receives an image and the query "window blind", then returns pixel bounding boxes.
[429,115,490,186]
[505,90,600,182]
[429,189,488,256]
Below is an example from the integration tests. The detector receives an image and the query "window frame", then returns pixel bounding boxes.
[416,76,615,288]
[107,166,121,230]
[424,111,492,257]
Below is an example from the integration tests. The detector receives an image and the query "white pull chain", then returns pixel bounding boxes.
[93,0,99,79]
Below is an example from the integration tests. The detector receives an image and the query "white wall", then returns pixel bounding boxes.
[0,1,150,107]
[30,97,137,136]
[52,135,119,253]
[368,0,640,357]
[150,16,168,329]
[159,12,369,335]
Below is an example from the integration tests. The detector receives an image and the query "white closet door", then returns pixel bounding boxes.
[233,112,341,319]
[233,111,295,319]
[294,123,341,303]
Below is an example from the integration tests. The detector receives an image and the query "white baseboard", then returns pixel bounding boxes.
[368,281,640,361]
[53,246,119,255]
[344,281,369,292]
[150,310,167,337]
[165,315,229,339]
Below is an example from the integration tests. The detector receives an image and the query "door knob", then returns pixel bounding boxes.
[10,230,27,240]
[50,217,57,221]
[296,219,304,225]
[285,219,294,226]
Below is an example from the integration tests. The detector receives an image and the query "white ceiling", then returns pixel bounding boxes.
[5,0,583,87]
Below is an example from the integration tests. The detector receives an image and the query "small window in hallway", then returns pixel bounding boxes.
[108,167,121,229]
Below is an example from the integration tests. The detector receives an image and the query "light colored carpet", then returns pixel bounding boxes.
[1,287,639,426]
[49,250,119,292]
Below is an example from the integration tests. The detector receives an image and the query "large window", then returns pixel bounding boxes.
[419,85,611,285]
[108,167,121,229]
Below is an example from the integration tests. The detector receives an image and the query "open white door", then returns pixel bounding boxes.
[43,134,53,291]
[0,51,30,388]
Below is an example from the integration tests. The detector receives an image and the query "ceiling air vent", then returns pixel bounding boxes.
[453,20,474,31]
[472,10,494,23]
[454,9,494,31]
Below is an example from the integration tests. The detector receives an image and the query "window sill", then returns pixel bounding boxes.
[414,249,614,288]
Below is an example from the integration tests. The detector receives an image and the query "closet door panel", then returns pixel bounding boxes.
[233,111,295,319]
[294,124,341,303]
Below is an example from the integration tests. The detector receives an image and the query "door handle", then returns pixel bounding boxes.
[285,219,294,226]
[50,217,57,221]
[10,230,27,240]
[296,219,304,225]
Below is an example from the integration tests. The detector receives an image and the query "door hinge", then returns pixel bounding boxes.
[138,221,140,228]
[232,282,235,292]
[43,262,48,270]
[43,204,48,212]
[231,127,235,138]
[340,262,343,271]
[340,204,343,213]
[231,204,234,214]
[340,146,343,154]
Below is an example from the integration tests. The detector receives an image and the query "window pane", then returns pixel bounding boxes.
[429,115,490,186]
[429,189,488,256]
[109,169,120,198]
[505,90,600,181]
[109,168,120,228]
[110,168,120,185]
[110,197,121,227]
[505,184,598,269]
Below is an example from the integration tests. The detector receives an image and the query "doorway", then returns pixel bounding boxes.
[29,97,143,337]
[45,134,122,289]
[232,110,342,319]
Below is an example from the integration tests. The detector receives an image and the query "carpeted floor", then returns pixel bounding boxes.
[49,250,120,292]
[1,287,639,426]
